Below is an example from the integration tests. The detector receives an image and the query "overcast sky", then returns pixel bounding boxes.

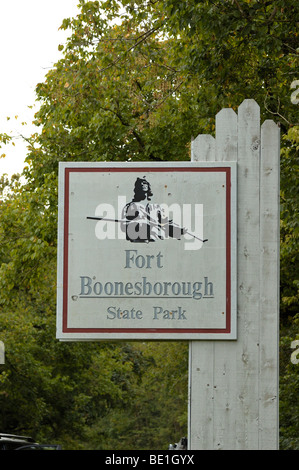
[0,0,80,178]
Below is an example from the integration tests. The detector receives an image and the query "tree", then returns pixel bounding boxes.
[0,174,158,447]
[84,342,189,450]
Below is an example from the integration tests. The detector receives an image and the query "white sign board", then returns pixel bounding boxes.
[57,162,236,340]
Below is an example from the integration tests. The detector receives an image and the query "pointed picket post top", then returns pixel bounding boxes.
[216,107,237,121]
[215,107,238,161]
[261,119,280,132]
[261,119,280,157]
[191,134,215,162]
[238,99,261,126]
[238,98,260,112]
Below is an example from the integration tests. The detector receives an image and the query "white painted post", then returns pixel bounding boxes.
[189,100,280,450]
[259,119,280,448]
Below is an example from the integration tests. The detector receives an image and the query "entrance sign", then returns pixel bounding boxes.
[56,99,279,449]
[57,162,236,340]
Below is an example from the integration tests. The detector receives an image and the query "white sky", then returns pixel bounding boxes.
[0,0,80,178]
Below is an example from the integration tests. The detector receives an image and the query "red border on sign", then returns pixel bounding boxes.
[62,167,232,335]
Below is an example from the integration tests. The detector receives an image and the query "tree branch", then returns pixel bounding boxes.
[267,6,278,23]
[232,0,247,18]
[97,23,163,73]
[264,96,296,127]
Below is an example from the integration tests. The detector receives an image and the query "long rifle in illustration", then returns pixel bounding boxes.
[86,215,208,244]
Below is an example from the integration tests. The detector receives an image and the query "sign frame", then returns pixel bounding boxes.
[56,162,237,341]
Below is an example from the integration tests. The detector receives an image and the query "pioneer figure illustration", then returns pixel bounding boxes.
[87,176,208,245]
[121,177,186,242]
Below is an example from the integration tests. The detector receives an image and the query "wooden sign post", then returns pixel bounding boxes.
[189,99,280,450]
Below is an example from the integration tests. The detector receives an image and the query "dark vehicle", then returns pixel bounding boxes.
[0,433,61,450]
